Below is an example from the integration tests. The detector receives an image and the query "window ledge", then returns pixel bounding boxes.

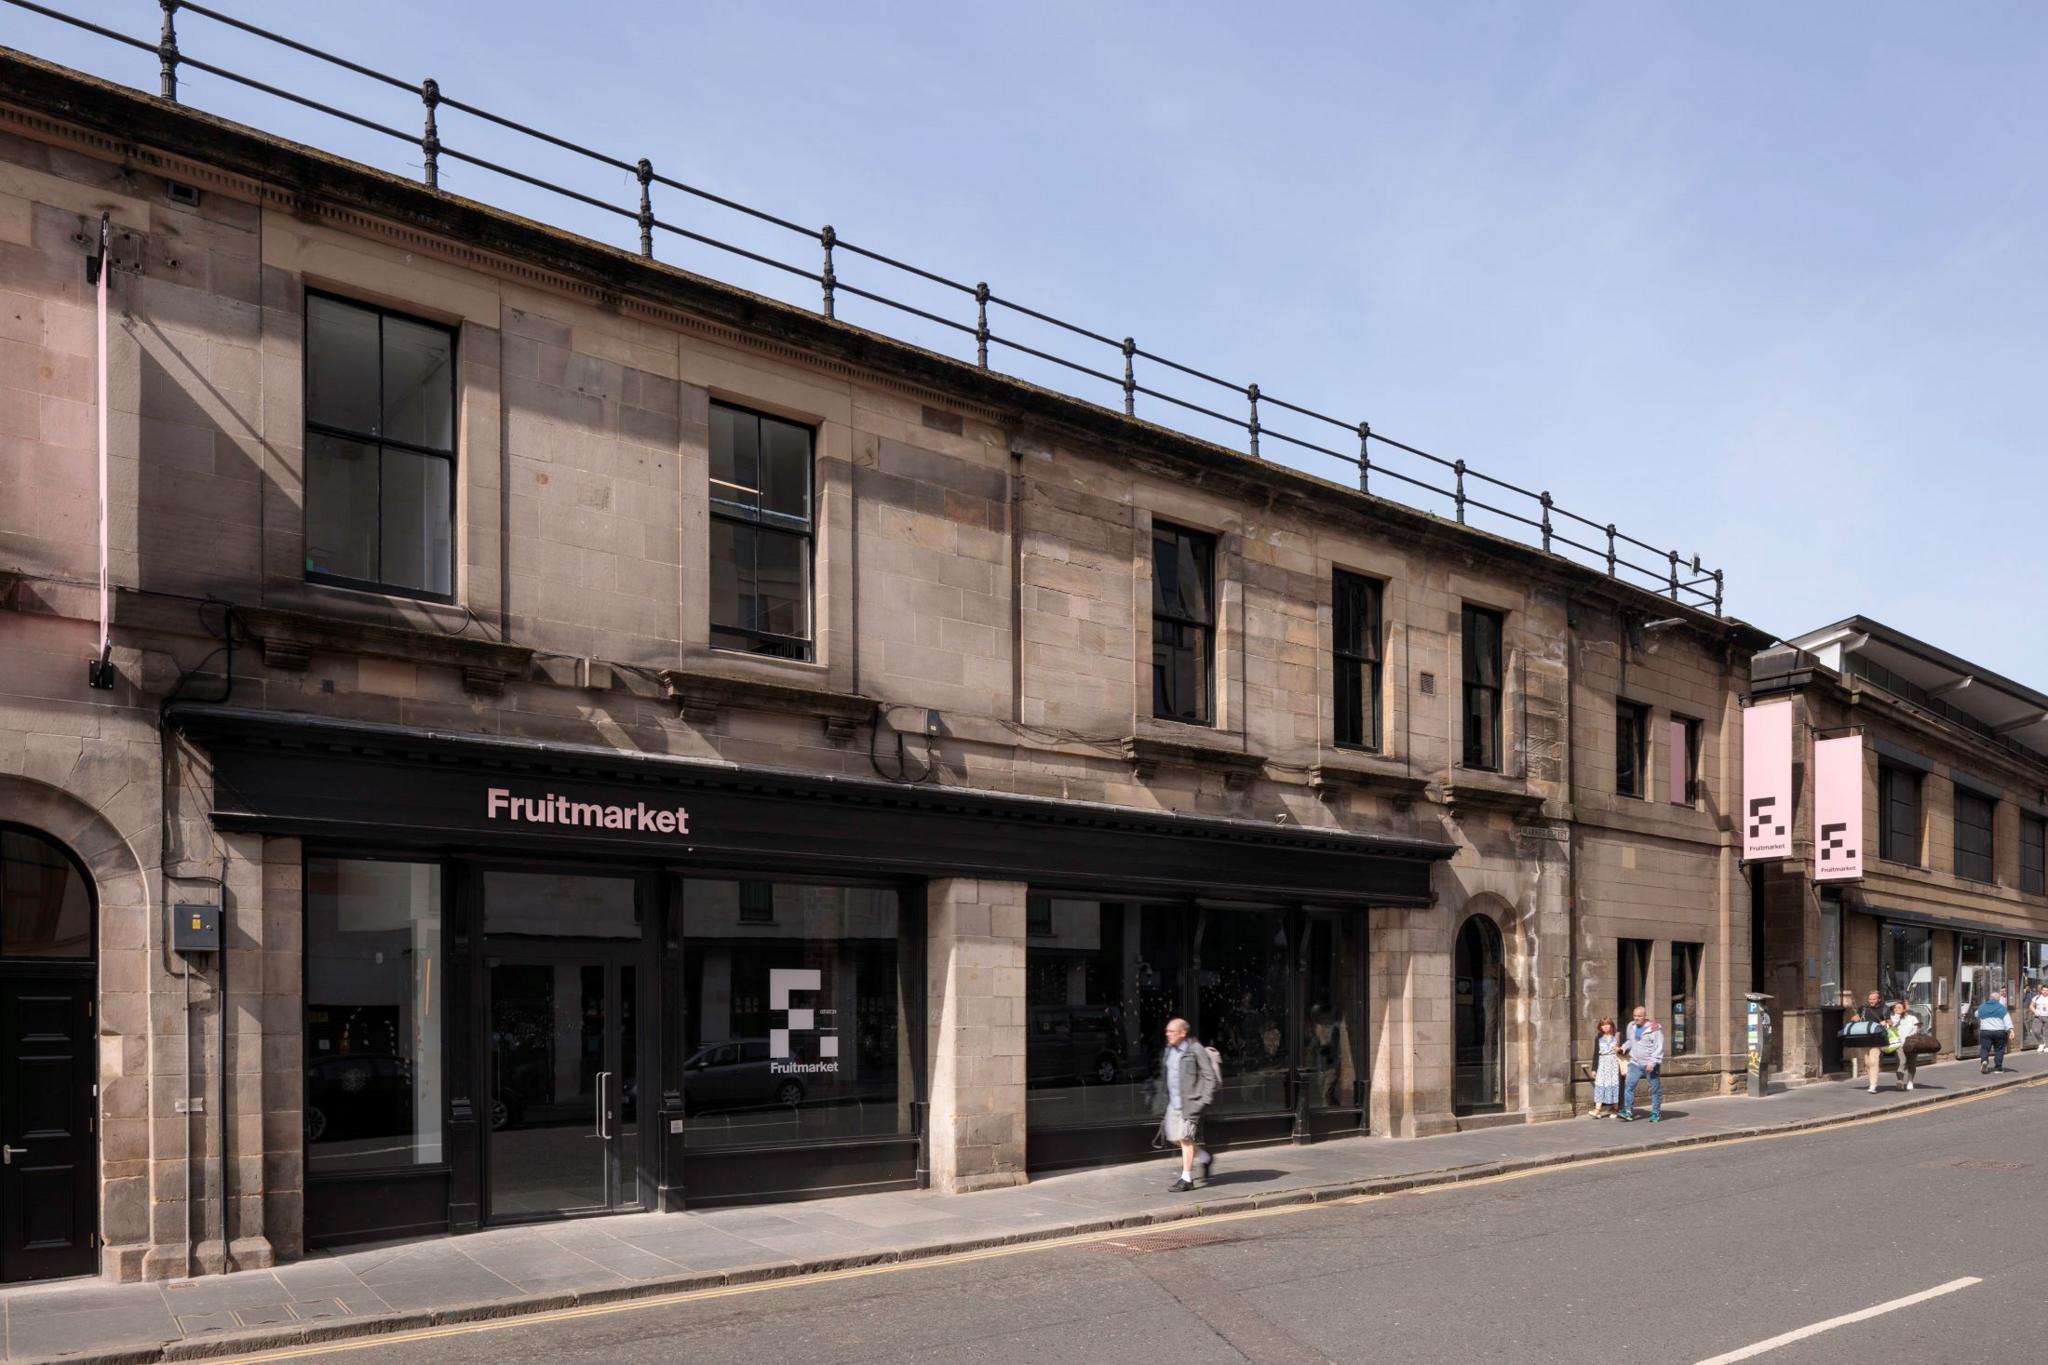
[1121,734,1266,790]
[659,668,877,744]
[1444,769,1546,817]
[238,606,534,697]
[1309,756,1427,806]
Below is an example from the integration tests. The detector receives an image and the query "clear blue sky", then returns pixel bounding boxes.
[16,3,2048,679]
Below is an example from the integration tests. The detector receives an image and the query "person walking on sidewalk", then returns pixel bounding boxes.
[1976,990,2013,1073]
[2027,984,2048,1053]
[1590,1017,1622,1117]
[1853,991,1888,1093]
[1887,999,1921,1091]
[1152,1017,1220,1192]
[1618,1014,1665,1122]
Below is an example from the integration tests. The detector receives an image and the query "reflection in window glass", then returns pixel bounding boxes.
[1198,909,1291,1114]
[1301,915,1363,1110]
[0,827,92,959]
[709,403,814,659]
[1025,899,1187,1128]
[681,880,906,1147]
[1670,942,1702,1055]
[1818,892,1843,1008]
[483,871,640,940]
[304,858,443,1173]
[1883,924,1934,1032]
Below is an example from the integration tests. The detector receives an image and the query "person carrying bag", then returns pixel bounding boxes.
[1839,992,1890,1093]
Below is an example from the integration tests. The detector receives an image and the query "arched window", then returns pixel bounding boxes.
[0,825,94,959]
[1453,915,1503,1114]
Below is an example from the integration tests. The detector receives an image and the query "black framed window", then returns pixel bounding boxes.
[1618,938,1652,1018]
[1333,571,1383,750]
[1151,523,1215,724]
[1,825,93,959]
[1878,764,1921,866]
[304,856,445,1173]
[304,293,456,599]
[1955,788,1996,883]
[1670,716,1703,804]
[679,878,908,1147]
[710,403,815,660]
[1616,701,1650,798]
[2022,815,2046,896]
[1461,605,1504,771]
[1670,942,1702,1055]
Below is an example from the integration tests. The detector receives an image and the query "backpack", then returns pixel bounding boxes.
[1204,1044,1224,1084]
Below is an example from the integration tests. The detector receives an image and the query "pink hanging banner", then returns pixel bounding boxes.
[1813,735,1865,882]
[1741,701,1793,861]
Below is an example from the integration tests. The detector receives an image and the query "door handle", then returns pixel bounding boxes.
[595,1071,610,1141]
[2,1145,25,1164]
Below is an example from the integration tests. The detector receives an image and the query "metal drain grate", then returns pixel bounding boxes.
[1095,1229,1238,1255]
[1951,1159,2033,1172]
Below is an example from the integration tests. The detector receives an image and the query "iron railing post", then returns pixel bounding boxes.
[157,0,180,102]
[974,283,989,367]
[419,79,440,189]
[1454,460,1467,523]
[1540,491,1553,553]
[1605,524,1618,577]
[819,225,836,317]
[1246,383,1260,458]
[636,161,654,259]
[1714,570,1724,616]
[1121,337,1136,415]
[1357,421,1370,494]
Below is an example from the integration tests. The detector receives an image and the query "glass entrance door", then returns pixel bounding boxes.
[486,956,639,1220]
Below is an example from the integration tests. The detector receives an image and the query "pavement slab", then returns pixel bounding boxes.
[2,1052,2041,1363]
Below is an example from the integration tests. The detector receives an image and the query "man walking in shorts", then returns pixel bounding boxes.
[1154,1017,1220,1192]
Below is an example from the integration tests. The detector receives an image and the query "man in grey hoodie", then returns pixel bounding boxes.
[1154,1017,1221,1191]
[1618,1013,1666,1123]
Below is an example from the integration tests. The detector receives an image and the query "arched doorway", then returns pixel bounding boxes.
[1452,915,1504,1115]
[0,824,99,1282]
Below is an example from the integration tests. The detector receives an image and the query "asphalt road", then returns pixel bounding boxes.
[245,1081,2048,1365]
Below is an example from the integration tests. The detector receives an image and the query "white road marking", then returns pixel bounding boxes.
[1694,1277,1983,1364]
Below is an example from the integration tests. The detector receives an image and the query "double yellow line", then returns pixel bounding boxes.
[222,1076,2047,1362]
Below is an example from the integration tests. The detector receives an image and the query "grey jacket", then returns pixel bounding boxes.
[1150,1040,1221,1117]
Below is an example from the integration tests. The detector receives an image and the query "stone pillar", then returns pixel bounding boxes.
[1369,905,1457,1138]
[925,878,1028,1193]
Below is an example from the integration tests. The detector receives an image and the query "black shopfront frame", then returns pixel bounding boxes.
[1023,896,1371,1172]
[174,704,1448,1248]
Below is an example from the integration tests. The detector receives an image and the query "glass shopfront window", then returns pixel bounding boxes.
[1024,897,1364,1131]
[1882,923,1934,1032]
[1956,933,2007,1051]
[304,857,445,1173]
[1025,898,1187,1129]
[680,879,908,1148]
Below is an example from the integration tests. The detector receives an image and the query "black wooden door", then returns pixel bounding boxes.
[0,975,97,1282]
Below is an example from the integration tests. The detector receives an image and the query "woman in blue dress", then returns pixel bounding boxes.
[1590,1016,1622,1117]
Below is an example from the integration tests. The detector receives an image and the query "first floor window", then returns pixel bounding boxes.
[1616,701,1649,798]
[1462,605,1504,770]
[1878,765,1921,865]
[1955,789,1996,883]
[304,293,456,598]
[679,879,907,1146]
[304,857,444,1172]
[1671,716,1703,805]
[2021,815,2045,896]
[1151,523,1216,724]
[710,403,815,659]
[1670,942,1702,1055]
[1332,570,1383,749]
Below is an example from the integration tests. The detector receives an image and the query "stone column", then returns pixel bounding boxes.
[1368,905,1457,1138]
[925,879,1028,1193]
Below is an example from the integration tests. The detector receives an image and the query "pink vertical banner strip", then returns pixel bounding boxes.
[1741,701,1793,861]
[1813,735,1865,882]
[95,213,110,668]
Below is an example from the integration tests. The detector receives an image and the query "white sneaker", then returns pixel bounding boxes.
[1907,1082,1915,1090]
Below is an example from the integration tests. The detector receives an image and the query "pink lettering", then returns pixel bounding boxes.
[487,788,510,819]
[655,810,677,834]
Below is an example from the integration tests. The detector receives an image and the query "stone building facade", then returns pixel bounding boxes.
[1752,622,2048,1080]
[0,49,1764,1284]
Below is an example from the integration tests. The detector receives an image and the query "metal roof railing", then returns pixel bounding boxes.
[7,0,1727,615]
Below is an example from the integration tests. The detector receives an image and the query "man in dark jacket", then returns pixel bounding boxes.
[1153,1017,1221,1192]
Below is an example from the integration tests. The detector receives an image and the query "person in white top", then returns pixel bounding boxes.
[2028,985,2048,1053]
[1888,1000,1921,1090]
